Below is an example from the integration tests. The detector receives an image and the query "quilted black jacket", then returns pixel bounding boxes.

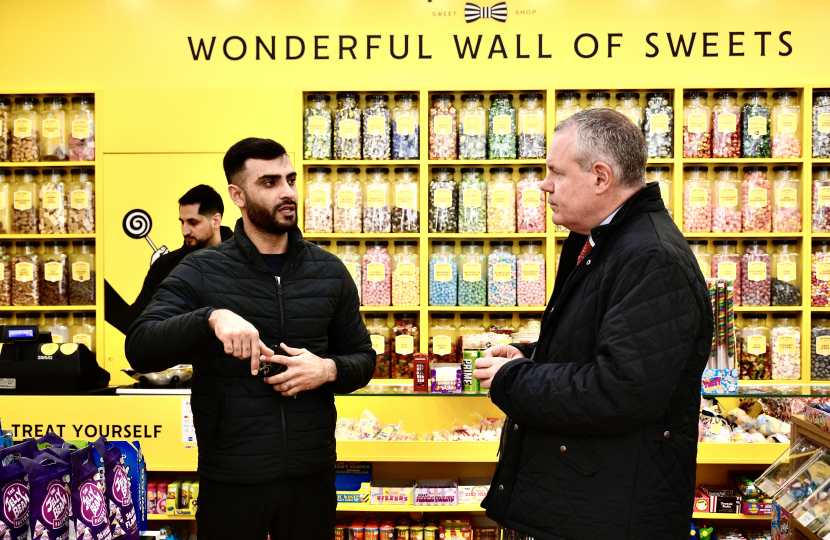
[126,219,375,483]
[483,183,712,539]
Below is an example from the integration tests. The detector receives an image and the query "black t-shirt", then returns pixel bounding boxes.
[261,253,288,277]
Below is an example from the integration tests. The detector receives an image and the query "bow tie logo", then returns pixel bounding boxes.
[465,2,508,23]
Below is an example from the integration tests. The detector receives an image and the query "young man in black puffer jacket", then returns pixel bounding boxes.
[475,109,713,540]
[127,138,375,539]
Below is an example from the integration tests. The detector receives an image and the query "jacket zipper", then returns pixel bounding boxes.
[275,276,290,477]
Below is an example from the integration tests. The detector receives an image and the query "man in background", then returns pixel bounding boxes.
[104,184,233,334]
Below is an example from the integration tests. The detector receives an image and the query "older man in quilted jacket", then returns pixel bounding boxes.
[474,109,713,540]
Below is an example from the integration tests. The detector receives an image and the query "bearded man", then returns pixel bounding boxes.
[126,138,375,540]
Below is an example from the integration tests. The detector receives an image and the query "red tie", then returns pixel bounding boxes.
[577,238,592,265]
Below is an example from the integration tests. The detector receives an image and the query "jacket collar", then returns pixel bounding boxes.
[232,218,306,274]
[219,225,234,241]
[587,182,664,246]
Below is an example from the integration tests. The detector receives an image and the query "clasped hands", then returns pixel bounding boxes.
[472,343,524,389]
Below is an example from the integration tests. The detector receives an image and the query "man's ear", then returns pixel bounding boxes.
[228,183,245,209]
[593,162,614,194]
[211,212,222,229]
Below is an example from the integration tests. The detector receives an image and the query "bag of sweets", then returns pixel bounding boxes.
[0,439,37,540]
[92,439,138,540]
[71,446,111,540]
[20,455,71,540]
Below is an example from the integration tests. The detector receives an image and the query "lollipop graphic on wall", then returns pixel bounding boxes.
[122,209,169,265]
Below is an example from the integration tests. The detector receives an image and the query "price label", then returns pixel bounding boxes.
[747,261,767,281]
[72,119,90,139]
[463,116,482,135]
[718,187,738,207]
[42,118,60,139]
[13,191,31,211]
[42,190,62,210]
[521,262,539,281]
[309,189,328,209]
[493,115,511,135]
[775,335,796,355]
[433,335,452,356]
[494,263,512,283]
[557,112,574,124]
[70,190,89,210]
[434,115,452,135]
[522,189,541,208]
[522,114,542,134]
[434,189,452,209]
[716,113,737,133]
[463,189,481,208]
[73,334,92,350]
[687,113,706,134]
[492,189,509,208]
[748,116,768,137]
[821,187,830,207]
[746,335,766,355]
[72,262,90,282]
[15,262,33,283]
[307,115,327,135]
[778,113,798,133]
[337,189,356,209]
[367,262,385,282]
[650,114,669,133]
[717,261,736,281]
[44,262,63,282]
[338,119,358,139]
[462,262,481,282]
[625,114,640,125]
[797,511,817,528]
[366,116,386,135]
[433,262,453,282]
[817,262,830,281]
[689,188,708,207]
[778,261,796,282]
[777,188,797,208]
[13,118,31,138]
[819,113,830,134]
[370,335,385,356]
[748,188,767,208]
[395,188,415,209]
[396,262,415,282]
[395,115,415,135]
[817,336,830,356]
[367,189,386,208]
[395,335,414,355]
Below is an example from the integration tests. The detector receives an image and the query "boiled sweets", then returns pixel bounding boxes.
[771,314,800,380]
[682,91,712,158]
[517,93,545,159]
[304,167,333,233]
[812,320,830,380]
[363,94,391,160]
[771,91,802,158]
[488,94,516,159]
[363,167,392,233]
[742,167,772,233]
[304,94,333,160]
[392,94,419,160]
[814,167,830,233]
[458,168,486,233]
[392,313,419,379]
[712,166,741,233]
[711,92,741,158]
[740,314,771,380]
[40,97,68,162]
[487,167,516,233]
[814,92,830,158]
[429,94,457,160]
[392,241,419,306]
[428,167,457,233]
[812,241,830,307]
[742,92,771,158]
[772,166,801,233]
[334,167,362,233]
[741,241,771,307]
[392,167,419,232]
[362,241,392,306]
[517,241,545,307]
[683,166,711,233]
[488,242,516,307]
[68,96,95,162]
[336,241,362,304]
[644,92,673,158]
[457,241,486,307]
[429,241,457,306]
[334,93,361,160]
[458,94,487,160]
[517,167,545,233]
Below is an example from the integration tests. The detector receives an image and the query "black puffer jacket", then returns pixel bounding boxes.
[126,219,375,483]
[483,183,712,539]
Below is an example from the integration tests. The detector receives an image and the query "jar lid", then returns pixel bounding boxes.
[489,167,513,174]
[394,312,418,318]
[306,94,330,101]
[431,240,455,246]
[71,96,94,104]
[743,240,768,245]
[309,240,330,246]
[0,171,9,177]
[14,97,39,104]
[815,166,830,172]
[683,166,709,172]
[19,312,40,318]
[0,98,10,106]
[491,240,514,246]
[713,166,738,172]
[72,240,95,246]
[519,93,544,100]
[772,313,797,319]
[687,240,708,246]
[75,311,96,318]
[43,97,68,106]
[365,240,388,246]
[814,240,830,246]
[815,91,830,99]
[713,240,738,245]
[14,170,39,176]
[460,241,484,246]
[556,239,564,245]
[461,93,485,101]
[70,168,95,175]
[366,167,389,174]
[518,166,544,173]
[743,91,768,99]
[772,165,798,172]
[366,94,389,101]
[645,92,670,100]
[364,312,388,319]
[743,313,767,319]
[336,92,359,100]
[41,169,67,176]
[394,167,418,174]
[489,313,512,319]
[336,240,360,246]
[683,91,708,99]
[44,241,69,247]
[15,241,40,247]
[773,90,798,99]
[646,166,670,172]
[337,167,361,174]
[460,167,484,174]
[433,93,455,101]
[587,92,610,100]
[615,92,639,100]
[0,313,12,319]
[556,91,581,99]
[490,93,513,101]
[433,167,455,174]
[46,312,70,319]
[394,240,417,246]
[772,239,797,245]
[519,240,543,246]
[0,242,10,247]
[460,313,484,319]
[713,91,738,99]
[394,93,418,101]
[743,165,769,173]
[307,167,331,174]
[519,313,543,319]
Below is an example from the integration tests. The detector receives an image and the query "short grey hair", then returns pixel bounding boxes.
[554,108,647,189]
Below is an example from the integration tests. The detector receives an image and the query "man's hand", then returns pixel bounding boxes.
[474,355,517,390]
[482,343,525,360]
[262,343,338,397]
[208,309,274,375]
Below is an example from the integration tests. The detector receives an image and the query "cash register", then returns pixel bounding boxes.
[0,324,110,393]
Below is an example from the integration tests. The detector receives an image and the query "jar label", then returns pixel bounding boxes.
[0,195,4,211]
[366,116,386,135]
[72,119,90,139]
[13,191,31,211]
[433,335,452,356]
[718,187,738,207]
[749,188,767,208]
[521,262,539,281]
[433,262,453,282]
[60,343,78,355]
[13,118,31,138]
[818,336,830,356]
[747,335,766,355]
[820,187,830,207]
[367,262,385,282]
[309,189,328,209]
[494,263,512,282]
[493,115,511,135]
[370,335,385,355]
[42,118,61,139]
[73,334,92,350]
[624,114,640,125]
[650,114,669,133]
[819,113,830,134]
[522,114,542,134]
[689,188,708,207]
[492,189,509,208]
[776,335,796,355]
[463,116,482,135]
[72,262,91,282]
[659,186,669,206]
[337,189,356,209]
[717,113,737,133]
[463,189,481,208]
[15,262,33,283]
[367,189,386,208]
[434,188,452,209]
[778,113,798,133]
[338,119,358,139]
[43,190,61,210]
[697,262,709,278]
[687,113,706,134]
[395,115,415,135]
[396,262,415,282]
[777,188,797,208]
[818,262,830,282]
[50,336,63,345]
[44,261,63,282]
[522,189,541,208]
[396,188,415,209]
[395,335,414,355]
[307,115,327,135]
[747,261,767,281]
[344,262,357,282]
[557,112,574,124]
[717,261,736,281]
[463,262,481,282]
[748,116,768,137]
[778,261,796,282]
[434,115,452,135]
[70,190,89,210]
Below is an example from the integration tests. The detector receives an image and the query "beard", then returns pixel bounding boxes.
[245,192,297,235]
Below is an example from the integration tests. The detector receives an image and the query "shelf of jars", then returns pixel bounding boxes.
[0,162,97,168]
[0,305,97,311]
[427,306,544,312]
[682,159,805,164]
[683,233,804,238]
[426,159,545,166]
[305,233,421,239]
[0,233,96,240]
[734,306,804,312]
[692,513,769,521]
[303,160,421,167]
[424,233,546,239]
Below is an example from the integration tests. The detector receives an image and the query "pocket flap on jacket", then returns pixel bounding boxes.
[555,437,603,476]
